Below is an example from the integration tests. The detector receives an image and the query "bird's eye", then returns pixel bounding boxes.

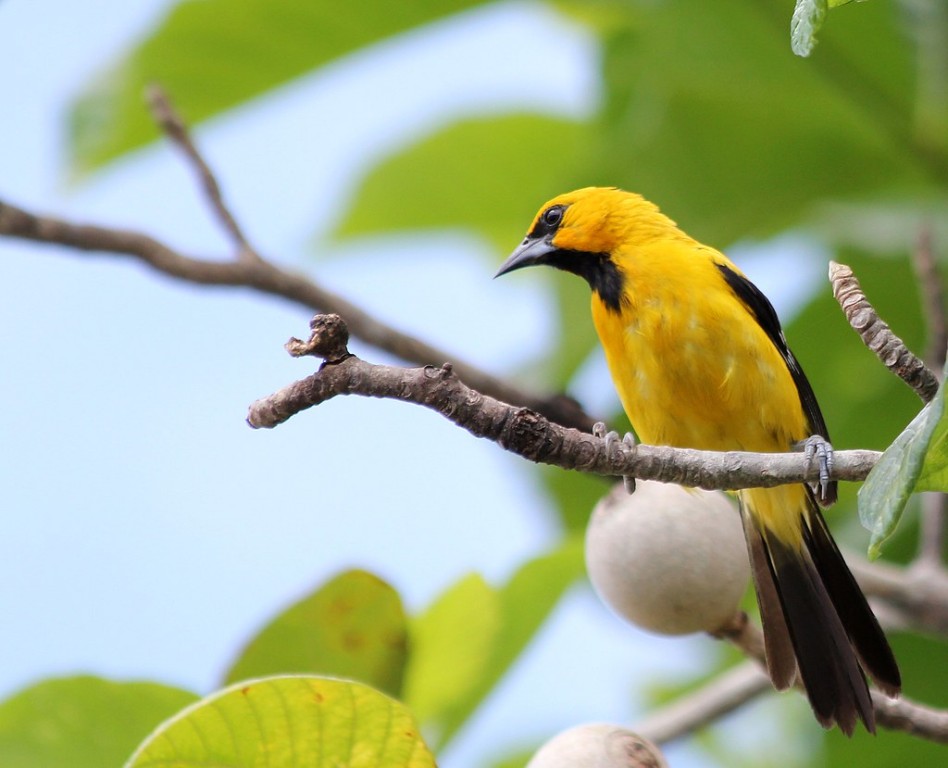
[542,206,564,228]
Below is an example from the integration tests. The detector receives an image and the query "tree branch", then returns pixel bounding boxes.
[829,261,939,403]
[846,548,948,635]
[911,226,947,372]
[246,314,882,490]
[0,203,593,433]
[146,84,260,262]
[915,492,948,573]
[634,661,772,745]
[0,85,595,434]
[907,229,947,571]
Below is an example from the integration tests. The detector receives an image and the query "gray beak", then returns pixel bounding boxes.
[494,237,557,278]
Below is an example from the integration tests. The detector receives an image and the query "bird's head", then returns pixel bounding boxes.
[495,187,671,312]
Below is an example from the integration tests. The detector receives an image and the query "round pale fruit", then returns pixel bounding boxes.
[527,723,667,768]
[585,481,749,635]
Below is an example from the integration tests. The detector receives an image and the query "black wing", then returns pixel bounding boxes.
[715,262,830,444]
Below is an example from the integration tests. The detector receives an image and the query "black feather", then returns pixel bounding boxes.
[804,500,902,695]
[766,531,873,735]
[545,249,626,313]
[744,488,903,734]
[715,262,837,505]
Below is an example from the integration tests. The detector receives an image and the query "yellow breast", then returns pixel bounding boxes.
[591,241,808,454]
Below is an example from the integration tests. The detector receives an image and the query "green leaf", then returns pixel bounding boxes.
[0,676,197,768]
[223,569,408,697]
[791,0,873,57]
[401,573,500,736]
[549,271,601,389]
[823,631,948,764]
[790,0,828,57]
[542,461,618,533]
[859,378,946,559]
[126,675,435,768]
[68,0,486,174]
[331,114,588,253]
[588,0,926,246]
[403,541,585,749]
[916,400,948,492]
[437,538,585,745]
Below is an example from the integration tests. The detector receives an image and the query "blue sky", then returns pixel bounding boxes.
[0,2,826,765]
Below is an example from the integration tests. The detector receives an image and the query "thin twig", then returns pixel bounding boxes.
[846,547,948,635]
[146,84,259,262]
[0,199,595,433]
[634,661,772,745]
[245,314,882,489]
[711,611,767,666]
[829,261,939,403]
[907,229,948,570]
[915,492,947,572]
[911,225,948,371]
[872,692,948,743]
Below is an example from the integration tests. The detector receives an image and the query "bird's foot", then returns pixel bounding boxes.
[797,434,835,505]
[593,422,638,494]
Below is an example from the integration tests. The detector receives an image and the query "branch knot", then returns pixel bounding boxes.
[285,313,351,364]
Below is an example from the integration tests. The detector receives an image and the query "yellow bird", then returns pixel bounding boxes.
[496,187,900,734]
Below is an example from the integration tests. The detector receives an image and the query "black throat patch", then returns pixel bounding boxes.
[546,248,627,313]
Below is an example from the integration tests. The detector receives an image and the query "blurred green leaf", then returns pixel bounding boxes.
[782,249,925,559]
[549,271,601,389]
[223,569,408,697]
[542,460,616,533]
[434,538,586,747]
[403,541,585,750]
[402,573,500,736]
[68,0,486,174]
[786,250,924,454]
[587,0,930,247]
[0,676,196,768]
[332,114,588,253]
[125,675,435,768]
[489,748,534,768]
[822,631,948,765]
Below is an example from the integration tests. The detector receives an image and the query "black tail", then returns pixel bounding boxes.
[742,489,901,734]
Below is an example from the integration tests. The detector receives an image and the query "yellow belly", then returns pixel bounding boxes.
[589,255,812,547]
[591,273,807,454]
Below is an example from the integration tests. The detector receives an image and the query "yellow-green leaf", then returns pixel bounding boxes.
[433,538,586,746]
[402,573,500,732]
[0,676,197,768]
[224,569,408,697]
[125,676,435,768]
[402,541,585,750]
[859,377,946,559]
[331,114,588,254]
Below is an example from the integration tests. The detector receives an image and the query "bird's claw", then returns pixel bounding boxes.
[592,421,620,448]
[594,422,638,494]
[800,435,834,503]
